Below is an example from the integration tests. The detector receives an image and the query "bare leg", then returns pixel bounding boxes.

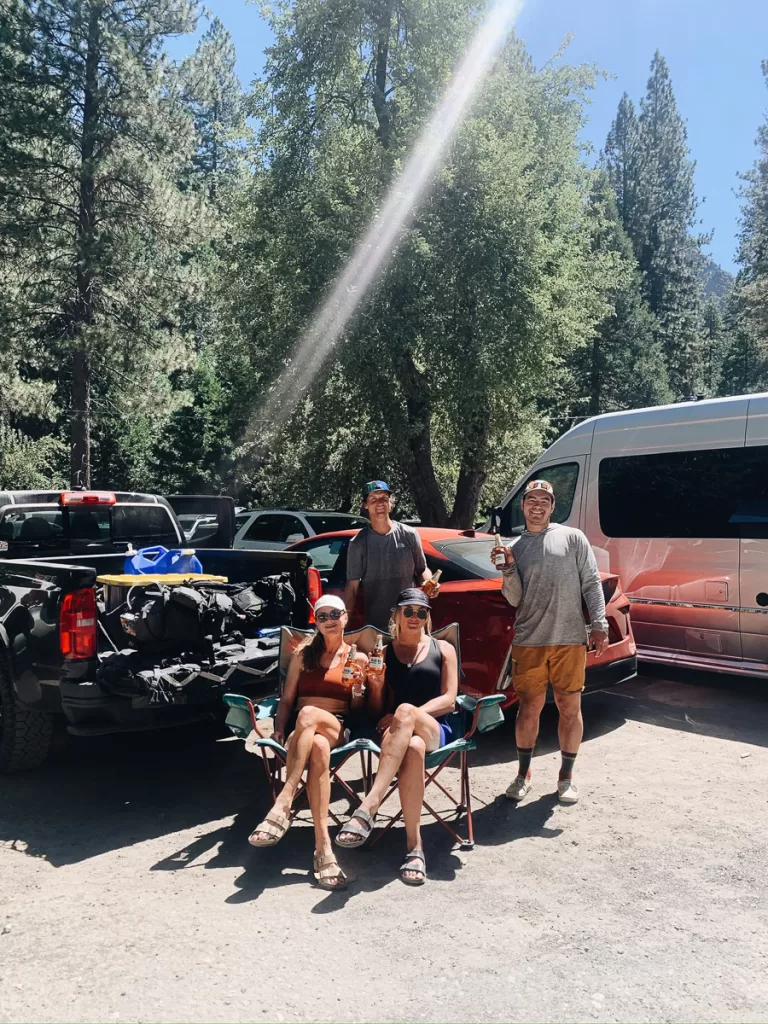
[307,734,333,859]
[251,706,341,844]
[553,690,583,768]
[336,704,439,844]
[515,692,546,752]
[397,736,426,882]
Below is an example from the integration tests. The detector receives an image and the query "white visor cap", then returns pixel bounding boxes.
[313,595,347,614]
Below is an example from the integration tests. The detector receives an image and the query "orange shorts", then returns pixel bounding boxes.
[511,644,586,697]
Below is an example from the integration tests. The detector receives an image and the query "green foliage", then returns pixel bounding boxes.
[0,0,202,485]
[229,1,622,525]
[0,424,67,490]
[0,1,755,516]
[717,59,768,397]
[603,52,708,399]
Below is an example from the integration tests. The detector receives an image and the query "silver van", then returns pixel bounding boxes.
[490,393,768,679]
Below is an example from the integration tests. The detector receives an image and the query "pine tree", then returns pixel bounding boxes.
[602,93,643,250]
[604,52,707,400]
[569,171,671,417]
[0,0,198,486]
[723,57,768,392]
[180,17,248,200]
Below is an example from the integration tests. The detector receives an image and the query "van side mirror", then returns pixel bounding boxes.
[490,506,502,534]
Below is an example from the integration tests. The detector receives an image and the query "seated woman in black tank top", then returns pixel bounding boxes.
[336,588,458,886]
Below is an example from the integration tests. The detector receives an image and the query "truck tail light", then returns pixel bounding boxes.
[60,491,116,505]
[60,588,98,659]
[307,567,322,624]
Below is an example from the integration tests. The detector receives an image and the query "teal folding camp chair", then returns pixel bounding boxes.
[223,625,384,827]
[223,623,505,843]
[345,620,505,850]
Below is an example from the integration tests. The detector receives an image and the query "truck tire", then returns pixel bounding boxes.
[0,660,53,772]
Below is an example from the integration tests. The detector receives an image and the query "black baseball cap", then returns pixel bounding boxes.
[396,587,431,610]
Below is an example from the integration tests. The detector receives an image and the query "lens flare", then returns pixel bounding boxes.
[256,0,527,436]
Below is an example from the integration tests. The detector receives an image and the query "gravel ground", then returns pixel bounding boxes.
[1,666,768,1024]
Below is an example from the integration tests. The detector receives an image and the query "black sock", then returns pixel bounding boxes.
[517,746,534,779]
[559,750,578,781]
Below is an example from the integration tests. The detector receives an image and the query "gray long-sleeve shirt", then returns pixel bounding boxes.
[500,523,608,646]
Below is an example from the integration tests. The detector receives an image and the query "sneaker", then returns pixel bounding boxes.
[504,775,532,802]
[557,778,579,804]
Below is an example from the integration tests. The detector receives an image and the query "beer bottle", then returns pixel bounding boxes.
[493,533,507,567]
[342,644,358,684]
[423,568,442,597]
[369,634,385,672]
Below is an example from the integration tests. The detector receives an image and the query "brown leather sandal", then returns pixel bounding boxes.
[248,811,291,847]
[313,851,348,890]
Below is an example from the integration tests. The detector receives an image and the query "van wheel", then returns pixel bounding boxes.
[0,660,53,773]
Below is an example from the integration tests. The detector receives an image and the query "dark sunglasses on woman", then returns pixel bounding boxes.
[402,606,428,620]
[316,609,344,623]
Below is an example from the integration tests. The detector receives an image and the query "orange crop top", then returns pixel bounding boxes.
[296,654,352,715]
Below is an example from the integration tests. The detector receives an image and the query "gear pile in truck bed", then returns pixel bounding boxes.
[95,634,281,705]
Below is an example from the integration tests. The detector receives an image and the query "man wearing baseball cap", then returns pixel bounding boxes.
[491,478,609,805]
[344,480,437,631]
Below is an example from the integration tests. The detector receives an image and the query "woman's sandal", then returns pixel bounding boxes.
[334,808,375,848]
[248,811,291,847]
[399,849,427,886]
[313,852,348,891]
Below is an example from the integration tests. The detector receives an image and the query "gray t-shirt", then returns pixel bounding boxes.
[346,522,427,630]
[500,523,608,646]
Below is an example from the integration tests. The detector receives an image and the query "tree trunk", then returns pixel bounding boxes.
[588,334,601,416]
[371,0,394,149]
[449,401,490,528]
[397,351,449,526]
[70,349,91,487]
[70,2,100,488]
[450,461,486,529]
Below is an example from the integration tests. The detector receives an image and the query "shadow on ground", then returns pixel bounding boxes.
[1,668,766,876]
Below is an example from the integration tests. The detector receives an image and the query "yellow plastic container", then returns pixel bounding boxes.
[96,573,228,586]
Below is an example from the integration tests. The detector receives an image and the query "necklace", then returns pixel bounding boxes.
[397,638,424,669]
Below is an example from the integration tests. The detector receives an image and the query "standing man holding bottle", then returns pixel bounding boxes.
[491,479,609,805]
[344,480,439,631]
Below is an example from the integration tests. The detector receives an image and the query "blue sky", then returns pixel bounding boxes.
[167,0,768,272]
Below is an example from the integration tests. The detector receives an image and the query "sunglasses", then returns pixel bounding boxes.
[316,609,344,623]
[401,607,428,619]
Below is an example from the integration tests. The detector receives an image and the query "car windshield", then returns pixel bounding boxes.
[0,504,180,556]
[429,538,501,580]
[304,514,366,533]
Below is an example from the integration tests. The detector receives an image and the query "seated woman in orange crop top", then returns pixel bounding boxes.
[248,594,368,891]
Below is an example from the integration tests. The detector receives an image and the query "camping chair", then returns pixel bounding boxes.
[356,621,505,850]
[223,624,505,845]
[222,625,385,827]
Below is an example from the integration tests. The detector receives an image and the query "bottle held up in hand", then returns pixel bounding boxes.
[493,533,507,567]
[422,568,442,598]
[369,633,385,674]
[343,644,365,698]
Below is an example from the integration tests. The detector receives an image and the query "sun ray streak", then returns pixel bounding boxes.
[257,0,527,436]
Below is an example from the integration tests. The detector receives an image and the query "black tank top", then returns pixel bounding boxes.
[385,636,444,711]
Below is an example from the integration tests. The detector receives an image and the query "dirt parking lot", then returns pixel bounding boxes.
[1,666,767,1024]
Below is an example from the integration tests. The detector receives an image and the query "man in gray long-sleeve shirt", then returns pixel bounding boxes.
[492,479,608,806]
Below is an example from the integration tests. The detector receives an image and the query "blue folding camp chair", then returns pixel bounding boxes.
[223,625,384,827]
[222,623,505,844]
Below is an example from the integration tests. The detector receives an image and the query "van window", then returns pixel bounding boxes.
[598,446,768,539]
[502,463,580,534]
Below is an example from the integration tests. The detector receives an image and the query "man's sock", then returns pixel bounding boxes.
[517,746,534,780]
[559,750,578,781]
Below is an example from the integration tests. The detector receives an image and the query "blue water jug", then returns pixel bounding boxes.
[124,546,203,575]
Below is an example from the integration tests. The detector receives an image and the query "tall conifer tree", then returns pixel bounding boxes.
[0,0,198,485]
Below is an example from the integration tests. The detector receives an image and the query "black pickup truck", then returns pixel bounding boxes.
[0,490,317,772]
